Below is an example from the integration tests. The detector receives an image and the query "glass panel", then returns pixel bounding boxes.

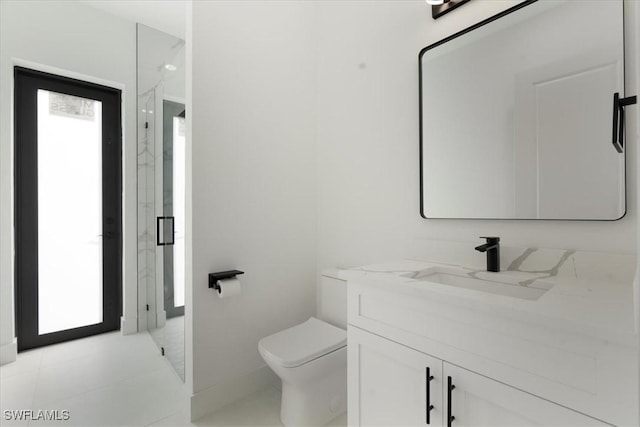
[137,23,186,382]
[37,89,103,335]
[138,92,158,331]
[173,116,185,308]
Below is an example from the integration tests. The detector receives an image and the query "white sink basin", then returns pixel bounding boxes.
[415,267,553,301]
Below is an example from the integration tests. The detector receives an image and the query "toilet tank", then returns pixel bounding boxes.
[317,270,347,329]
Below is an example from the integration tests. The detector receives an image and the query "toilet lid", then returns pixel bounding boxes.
[259,317,346,368]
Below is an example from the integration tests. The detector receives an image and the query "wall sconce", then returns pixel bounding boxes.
[427,0,471,19]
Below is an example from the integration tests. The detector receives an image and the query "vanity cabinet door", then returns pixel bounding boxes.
[443,363,609,427]
[348,326,444,427]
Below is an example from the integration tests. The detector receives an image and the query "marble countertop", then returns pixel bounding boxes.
[338,248,638,347]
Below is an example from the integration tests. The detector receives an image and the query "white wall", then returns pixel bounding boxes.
[316,0,638,271]
[190,0,317,415]
[0,0,138,363]
[187,0,638,417]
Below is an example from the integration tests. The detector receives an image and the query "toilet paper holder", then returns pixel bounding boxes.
[208,270,245,292]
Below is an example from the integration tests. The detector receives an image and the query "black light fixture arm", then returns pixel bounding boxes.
[612,93,637,153]
[431,0,471,20]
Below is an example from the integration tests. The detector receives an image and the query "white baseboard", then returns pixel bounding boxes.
[190,365,279,421]
[120,316,138,335]
[0,338,17,365]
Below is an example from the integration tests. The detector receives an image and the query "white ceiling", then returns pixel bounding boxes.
[80,0,187,40]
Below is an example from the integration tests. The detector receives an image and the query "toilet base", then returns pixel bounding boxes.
[280,365,347,427]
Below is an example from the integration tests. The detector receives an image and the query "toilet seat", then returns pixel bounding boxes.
[258,317,346,368]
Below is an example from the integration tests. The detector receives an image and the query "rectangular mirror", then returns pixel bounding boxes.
[419,0,626,220]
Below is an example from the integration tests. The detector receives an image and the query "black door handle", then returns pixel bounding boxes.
[157,216,175,246]
[612,92,637,153]
[447,376,455,427]
[426,367,435,424]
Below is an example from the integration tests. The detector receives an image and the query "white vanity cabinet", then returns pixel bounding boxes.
[348,326,444,426]
[344,269,637,426]
[348,326,610,427]
[443,363,608,426]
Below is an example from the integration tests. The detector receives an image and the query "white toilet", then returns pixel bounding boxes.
[258,272,347,427]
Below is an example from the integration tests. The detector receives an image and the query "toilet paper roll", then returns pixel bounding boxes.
[216,278,242,299]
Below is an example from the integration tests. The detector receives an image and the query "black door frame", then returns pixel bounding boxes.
[14,67,122,351]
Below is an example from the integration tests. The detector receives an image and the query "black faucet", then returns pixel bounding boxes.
[475,237,500,272]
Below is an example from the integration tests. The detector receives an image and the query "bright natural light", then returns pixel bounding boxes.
[173,116,185,308]
[37,89,103,335]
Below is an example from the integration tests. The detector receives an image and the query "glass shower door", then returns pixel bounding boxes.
[137,23,186,381]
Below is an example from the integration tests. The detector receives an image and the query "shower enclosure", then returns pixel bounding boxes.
[137,24,186,380]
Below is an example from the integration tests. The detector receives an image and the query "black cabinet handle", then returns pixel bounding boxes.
[426,367,434,424]
[447,376,456,427]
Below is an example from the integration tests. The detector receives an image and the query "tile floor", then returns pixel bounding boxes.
[148,316,185,381]
[0,331,347,427]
